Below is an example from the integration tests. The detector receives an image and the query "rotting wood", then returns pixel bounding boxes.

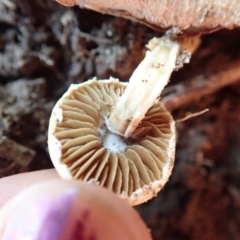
[0,136,35,177]
[162,58,240,111]
[56,0,240,34]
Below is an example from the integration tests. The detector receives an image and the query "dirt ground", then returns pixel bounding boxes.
[0,1,240,239]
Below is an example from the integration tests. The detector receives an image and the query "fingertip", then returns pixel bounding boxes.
[0,180,152,240]
[0,169,59,208]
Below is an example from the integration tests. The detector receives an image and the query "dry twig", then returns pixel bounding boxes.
[162,58,240,111]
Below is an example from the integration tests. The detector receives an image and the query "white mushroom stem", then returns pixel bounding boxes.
[106,36,181,138]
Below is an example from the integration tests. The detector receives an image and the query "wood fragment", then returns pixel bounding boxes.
[0,136,36,177]
[56,0,240,33]
[162,59,240,111]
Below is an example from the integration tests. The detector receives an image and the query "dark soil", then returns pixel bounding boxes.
[0,1,240,239]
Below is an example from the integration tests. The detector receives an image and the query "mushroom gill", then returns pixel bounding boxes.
[48,78,175,206]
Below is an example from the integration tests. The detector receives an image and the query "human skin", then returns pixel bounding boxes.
[0,169,152,240]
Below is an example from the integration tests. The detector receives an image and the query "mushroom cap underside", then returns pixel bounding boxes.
[48,78,176,206]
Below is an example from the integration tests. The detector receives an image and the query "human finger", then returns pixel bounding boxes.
[0,169,59,208]
[0,180,152,240]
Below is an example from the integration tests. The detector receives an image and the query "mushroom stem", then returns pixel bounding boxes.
[106,36,181,138]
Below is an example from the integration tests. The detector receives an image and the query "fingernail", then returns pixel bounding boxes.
[2,188,76,240]
[1,181,153,240]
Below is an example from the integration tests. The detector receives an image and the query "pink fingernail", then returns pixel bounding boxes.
[2,189,76,240]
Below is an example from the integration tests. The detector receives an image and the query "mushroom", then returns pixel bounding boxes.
[56,0,240,34]
[48,35,193,205]
[48,78,175,206]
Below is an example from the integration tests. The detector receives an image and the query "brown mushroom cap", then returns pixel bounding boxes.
[48,78,175,206]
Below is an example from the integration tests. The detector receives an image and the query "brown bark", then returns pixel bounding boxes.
[57,0,240,33]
